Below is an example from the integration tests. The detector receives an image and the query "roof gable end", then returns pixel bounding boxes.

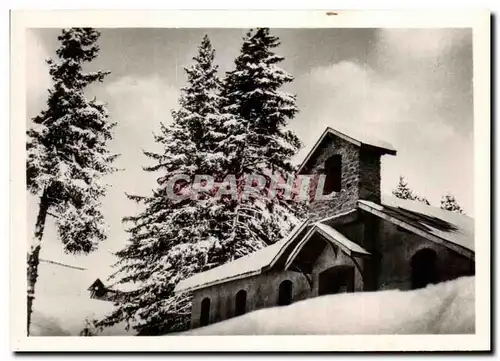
[297,127,396,173]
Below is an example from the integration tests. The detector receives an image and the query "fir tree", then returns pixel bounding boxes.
[98,32,306,335]
[26,28,116,335]
[218,28,305,256]
[415,196,431,206]
[440,194,464,214]
[80,318,98,336]
[97,36,231,335]
[392,176,431,205]
[392,176,415,200]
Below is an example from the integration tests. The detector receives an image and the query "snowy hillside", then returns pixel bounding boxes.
[31,295,131,336]
[182,276,475,335]
[30,260,134,336]
[36,260,94,297]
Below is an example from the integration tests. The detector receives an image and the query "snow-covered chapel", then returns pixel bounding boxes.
[175,127,475,330]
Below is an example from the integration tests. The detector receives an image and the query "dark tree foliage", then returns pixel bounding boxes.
[26,28,116,335]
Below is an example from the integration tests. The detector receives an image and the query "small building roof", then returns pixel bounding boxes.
[175,196,475,294]
[315,223,371,257]
[359,195,474,259]
[297,127,397,173]
[175,214,371,294]
[284,222,371,271]
[88,278,106,291]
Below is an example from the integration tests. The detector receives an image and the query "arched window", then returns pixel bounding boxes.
[235,290,247,316]
[277,280,293,306]
[411,248,438,289]
[324,155,342,194]
[200,297,211,326]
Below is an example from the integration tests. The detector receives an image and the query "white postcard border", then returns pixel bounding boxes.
[10,9,491,352]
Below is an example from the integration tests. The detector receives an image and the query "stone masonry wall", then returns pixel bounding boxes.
[359,148,382,203]
[301,135,361,222]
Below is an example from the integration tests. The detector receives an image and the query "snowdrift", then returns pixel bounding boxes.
[30,260,135,336]
[30,294,135,336]
[182,276,475,335]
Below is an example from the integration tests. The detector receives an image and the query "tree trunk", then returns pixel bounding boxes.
[27,190,50,336]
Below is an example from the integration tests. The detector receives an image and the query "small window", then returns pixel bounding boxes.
[324,155,342,194]
[277,280,293,306]
[200,297,211,326]
[235,290,247,316]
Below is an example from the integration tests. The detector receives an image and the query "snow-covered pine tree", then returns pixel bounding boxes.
[392,176,415,200]
[415,196,431,206]
[26,28,116,335]
[440,194,464,214]
[218,28,305,257]
[392,176,431,205]
[97,35,231,335]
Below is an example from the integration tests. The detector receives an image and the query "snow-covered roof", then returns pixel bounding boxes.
[359,195,474,258]
[297,127,397,173]
[175,216,372,294]
[284,222,371,270]
[174,219,311,293]
[175,195,474,294]
[315,223,371,256]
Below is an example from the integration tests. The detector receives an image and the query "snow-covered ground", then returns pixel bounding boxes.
[31,258,474,336]
[30,260,135,336]
[182,276,475,335]
[30,295,134,336]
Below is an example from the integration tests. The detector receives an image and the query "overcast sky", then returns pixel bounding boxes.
[26,28,473,275]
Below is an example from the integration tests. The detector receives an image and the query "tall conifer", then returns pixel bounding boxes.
[98,36,230,334]
[218,28,305,255]
[26,28,116,335]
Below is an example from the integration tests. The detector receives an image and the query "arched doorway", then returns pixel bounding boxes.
[200,297,211,327]
[277,280,293,306]
[318,265,355,296]
[235,289,247,316]
[411,248,438,289]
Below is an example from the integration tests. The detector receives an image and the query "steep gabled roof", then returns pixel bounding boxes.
[88,278,106,291]
[175,196,475,294]
[297,127,397,173]
[174,219,311,294]
[283,222,371,271]
[359,196,474,259]
[175,211,370,294]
